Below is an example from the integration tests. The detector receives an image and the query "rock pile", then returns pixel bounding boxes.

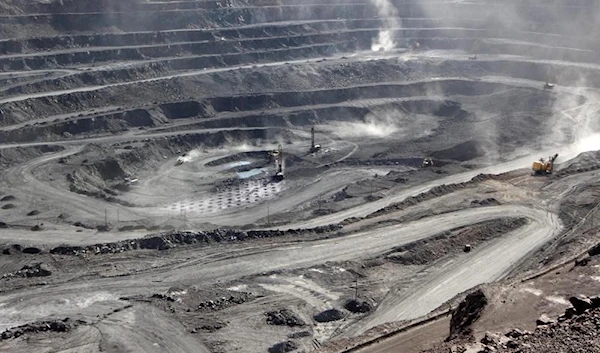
[367,174,498,219]
[448,289,488,340]
[197,295,247,311]
[1,263,51,279]
[475,295,600,353]
[344,299,372,313]
[1,319,73,340]
[313,308,345,323]
[268,340,298,353]
[265,309,305,327]
[48,225,341,256]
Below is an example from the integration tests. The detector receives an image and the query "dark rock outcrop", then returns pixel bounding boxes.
[268,340,298,353]
[448,289,488,340]
[313,308,344,323]
[344,299,372,313]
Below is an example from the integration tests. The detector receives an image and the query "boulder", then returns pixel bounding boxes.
[569,296,593,313]
[505,328,528,338]
[536,314,555,326]
[448,289,488,340]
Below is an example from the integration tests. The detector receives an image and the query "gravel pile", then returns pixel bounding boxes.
[481,297,600,353]
[1,319,73,340]
[44,225,341,256]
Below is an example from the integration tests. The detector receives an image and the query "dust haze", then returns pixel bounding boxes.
[1,1,600,353]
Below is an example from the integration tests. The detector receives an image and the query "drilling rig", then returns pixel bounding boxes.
[309,126,321,153]
[272,144,284,181]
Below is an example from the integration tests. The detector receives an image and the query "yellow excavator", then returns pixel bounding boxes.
[532,153,558,175]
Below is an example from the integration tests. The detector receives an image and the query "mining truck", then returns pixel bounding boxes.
[544,82,555,89]
[422,157,434,168]
[532,153,558,175]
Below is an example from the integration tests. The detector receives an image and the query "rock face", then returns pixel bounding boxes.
[448,289,488,340]
[266,309,305,327]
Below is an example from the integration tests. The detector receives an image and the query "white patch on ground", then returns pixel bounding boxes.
[590,276,600,282]
[162,178,284,214]
[309,268,325,274]
[169,290,187,296]
[332,266,346,273]
[76,293,119,308]
[227,284,248,292]
[313,322,341,343]
[545,295,570,305]
[259,277,341,311]
[521,287,543,296]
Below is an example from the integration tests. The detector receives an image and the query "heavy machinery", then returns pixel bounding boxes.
[422,157,434,167]
[468,54,478,60]
[532,153,558,175]
[309,126,321,153]
[272,144,284,181]
[544,82,555,89]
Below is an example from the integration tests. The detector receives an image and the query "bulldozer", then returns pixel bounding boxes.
[532,153,558,175]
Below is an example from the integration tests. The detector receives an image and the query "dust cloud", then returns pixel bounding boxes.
[370,0,401,52]
[332,109,436,140]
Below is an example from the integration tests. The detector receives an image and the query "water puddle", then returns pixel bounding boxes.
[237,167,268,179]
[223,160,252,170]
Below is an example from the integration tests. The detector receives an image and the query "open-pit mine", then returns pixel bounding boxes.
[1,1,600,353]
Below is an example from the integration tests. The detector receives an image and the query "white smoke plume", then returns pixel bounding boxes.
[332,109,437,140]
[370,0,401,52]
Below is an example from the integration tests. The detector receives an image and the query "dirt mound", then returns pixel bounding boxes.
[288,331,311,339]
[431,140,486,162]
[344,299,372,314]
[448,288,488,340]
[314,308,344,323]
[555,150,600,177]
[385,218,527,265]
[366,174,497,219]
[2,263,51,279]
[1,318,73,340]
[22,246,42,254]
[268,340,298,353]
[266,309,305,327]
[48,225,341,256]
